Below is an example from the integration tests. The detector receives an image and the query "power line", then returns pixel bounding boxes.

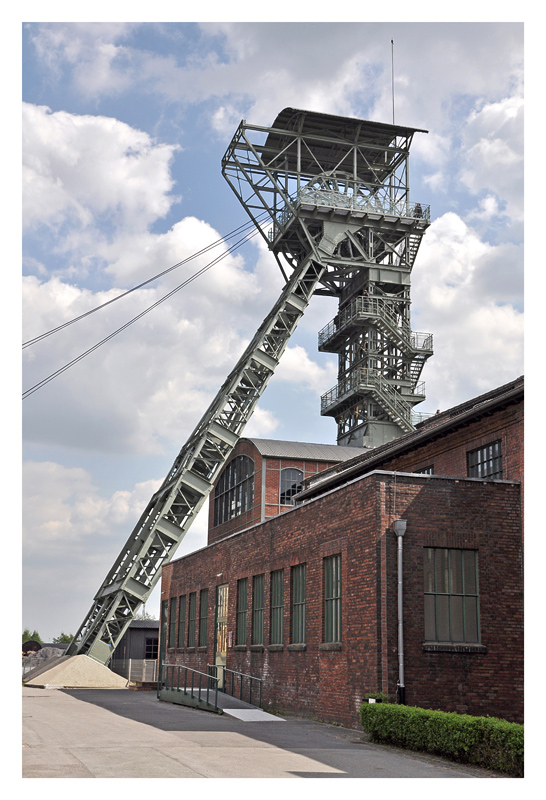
[22,225,262,400]
[23,213,269,349]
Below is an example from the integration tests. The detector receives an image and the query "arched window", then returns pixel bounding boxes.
[213,456,254,527]
[280,468,304,505]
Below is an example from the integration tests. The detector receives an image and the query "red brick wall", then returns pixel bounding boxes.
[161,472,523,727]
[207,439,345,543]
[381,399,524,484]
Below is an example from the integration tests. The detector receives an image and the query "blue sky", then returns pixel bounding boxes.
[21,19,524,639]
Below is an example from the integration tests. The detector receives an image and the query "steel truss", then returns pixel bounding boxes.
[67,108,432,663]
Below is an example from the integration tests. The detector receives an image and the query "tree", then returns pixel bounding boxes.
[52,632,73,643]
[22,628,42,643]
[134,607,157,620]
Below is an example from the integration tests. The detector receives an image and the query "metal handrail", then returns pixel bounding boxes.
[159,663,220,712]
[269,190,430,239]
[208,663,263,708]
[318,296,432,354]
[321,368,413,427]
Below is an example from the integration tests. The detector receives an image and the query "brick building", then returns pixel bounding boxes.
[208,438,366,542]
[160,376,524,726]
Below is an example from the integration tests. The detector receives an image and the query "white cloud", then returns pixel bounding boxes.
[275,345,337,396]
[412,212,523,411]
[460,94,524,219]
[23,103,179,236]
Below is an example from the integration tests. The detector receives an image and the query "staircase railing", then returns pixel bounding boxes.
[208,663,263,708]
[159,663,220,712]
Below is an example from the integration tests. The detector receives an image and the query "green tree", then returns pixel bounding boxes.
[52,632,73,643]
[22,628,42,643]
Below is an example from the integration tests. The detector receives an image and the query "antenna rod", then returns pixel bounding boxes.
[391,39,395,125]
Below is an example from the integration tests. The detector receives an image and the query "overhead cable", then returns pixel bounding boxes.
[22,225,262,400]
[23,213,269,349]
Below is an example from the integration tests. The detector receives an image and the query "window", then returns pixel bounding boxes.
[467,441,502,479]
[213,456,255,526]
[280,468,304,505]
[324,554,341,643]
[236,578,248,646]
[177,595,186,648]
[168,596,177,647]
[187,592,197,647]
[199,589,208,647]
[145,638,158,659]
[291,564,307,644]
[424,548,480,643]
[252,574,265,645]
[270,570,284,645]
[415,465,434,475]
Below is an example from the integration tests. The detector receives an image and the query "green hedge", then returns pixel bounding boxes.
[360,703,523,777]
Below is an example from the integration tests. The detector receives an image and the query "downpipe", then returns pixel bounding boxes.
[393,519,407,704]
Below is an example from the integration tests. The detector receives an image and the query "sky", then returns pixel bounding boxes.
[20,17,525,641]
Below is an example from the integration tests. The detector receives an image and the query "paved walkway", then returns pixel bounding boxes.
[22,686,505,779]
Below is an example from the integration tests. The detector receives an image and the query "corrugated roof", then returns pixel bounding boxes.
[244,438,368,462]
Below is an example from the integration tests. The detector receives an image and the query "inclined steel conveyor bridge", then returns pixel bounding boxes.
[67,108,432,664]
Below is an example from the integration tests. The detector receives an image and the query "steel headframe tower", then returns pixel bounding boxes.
[67,108,431,664]
[223,108,433,447]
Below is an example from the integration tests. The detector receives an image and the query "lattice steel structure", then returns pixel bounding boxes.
[67,108,432,664]
[223,107,433,446]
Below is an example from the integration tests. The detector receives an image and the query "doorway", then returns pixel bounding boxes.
[214,584,229,689]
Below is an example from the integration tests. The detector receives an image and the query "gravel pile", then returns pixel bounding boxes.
[24,654,129,689]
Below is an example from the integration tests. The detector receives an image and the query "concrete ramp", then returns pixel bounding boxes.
[23,654,129,689]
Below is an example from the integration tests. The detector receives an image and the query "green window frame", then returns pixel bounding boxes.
[291,564,306,644]
[168,596,177,648]
[270,569,284,645]
[252,574,265,645]
[424,548,480,643]
[199,589,208,647]
[467,440,502,479]
[177,595,186,648]
[213,456,255,526]
[280,468,304,505]
[323,554,341,643]
[187,592,197,647]
[236,578,248,646]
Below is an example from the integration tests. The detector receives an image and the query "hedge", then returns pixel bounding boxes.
[360,702,523,777]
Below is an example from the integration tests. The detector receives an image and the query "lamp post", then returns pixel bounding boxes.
[393,519,407,704]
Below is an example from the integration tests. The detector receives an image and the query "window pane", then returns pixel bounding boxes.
[188,593,196,647]
[436,595,450,641]
[424,594,436,640]
[465,596,479,642]
[280,469,304,505]
[236,579,247,646]
[450,550,463,594]
[199,589,208,647]
[270,570,284,645]
[463,550,478,595]
[178,595,186,648]
[450,595,464,641]
[423,549,435,593]
[291,564,306,644]
[169,597,177,647]
[324,554,341,643]
[435,549,449,594]
[252,574,265,645]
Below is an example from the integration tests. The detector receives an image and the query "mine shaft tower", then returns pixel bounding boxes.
[67,109,432,664]
[223,108,433,447]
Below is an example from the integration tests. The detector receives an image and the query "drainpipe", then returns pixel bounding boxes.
[393,519,407,704]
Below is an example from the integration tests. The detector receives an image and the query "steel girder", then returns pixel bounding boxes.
[67,248,331,663]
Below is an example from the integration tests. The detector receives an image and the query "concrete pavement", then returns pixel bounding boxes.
[22,686,505,779]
